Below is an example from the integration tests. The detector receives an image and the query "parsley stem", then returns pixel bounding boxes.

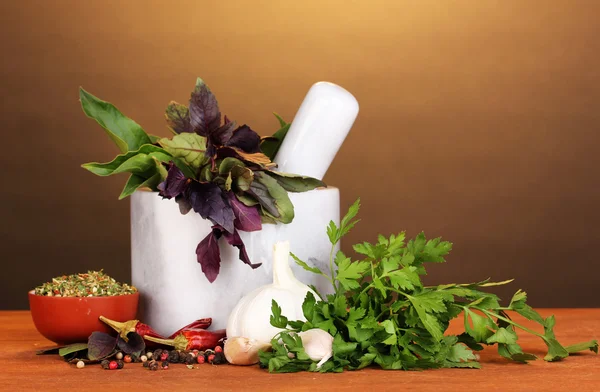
[479,308,544,338]
[329,245,336,292]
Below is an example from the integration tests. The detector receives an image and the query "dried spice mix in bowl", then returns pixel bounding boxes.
[29,271,139,344]
[34,270,137,297]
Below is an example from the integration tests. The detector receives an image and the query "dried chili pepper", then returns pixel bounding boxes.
[99,316,164,342]
[169,318,212,338]
[144,329,226,351]
[99,316,213,344]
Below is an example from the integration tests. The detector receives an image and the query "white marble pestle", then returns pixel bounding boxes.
[274,82,359,180]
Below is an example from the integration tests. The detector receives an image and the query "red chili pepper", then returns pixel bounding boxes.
[144,328,226,351]
[168,318,212,338]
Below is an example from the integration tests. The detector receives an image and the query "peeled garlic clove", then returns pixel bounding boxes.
[298,328,334,368]
[224,337,271,366]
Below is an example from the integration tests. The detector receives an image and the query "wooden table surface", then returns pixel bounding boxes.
[1,310,598,391]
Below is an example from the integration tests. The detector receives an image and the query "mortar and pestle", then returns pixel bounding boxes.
[131,82,359,335]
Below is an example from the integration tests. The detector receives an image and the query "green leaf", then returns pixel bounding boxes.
[333,295,348,318]
[486,327,518,344]
[291,252,323,275]
[339,198,361,241]
[266,171,325,192]
[253,172,294,223]
[80,88,151,153]
[543,316,569,361]
[159,133,209,169]
[58,343,88,357]
[463,308,495,342]
[408,291,448,314]
[335,251,370,290]
[270,300,288,329]
[380,320,397,345]
[497,342,537,363]
[446,343,476,363]
[274,112,287,128]
[119,172,162,199]
[302,292,316,320]
[333,334,358,356]
[82,144,170,176]
[346,307,366,325]
[147,134,161,143]
[260,113,290,160]
[218,157,245,175]
[388,267,421,291]
[326,221,339,245]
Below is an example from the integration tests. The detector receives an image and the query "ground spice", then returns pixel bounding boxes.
[34,270,137,297]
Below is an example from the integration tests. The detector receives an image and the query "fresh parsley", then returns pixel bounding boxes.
[259,198,598,372]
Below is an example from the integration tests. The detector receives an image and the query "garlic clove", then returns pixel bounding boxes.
[298,329,334,363]
[224,337,272,366]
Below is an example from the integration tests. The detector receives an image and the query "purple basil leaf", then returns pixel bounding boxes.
[211,121,236,146]
[228,192,262,232]
[226,125,261,153]
[117,332,146,356]
[158,162,189,199]
[187,182,235,233]
[189,78,221,136]
[222,229,261,269]
[196,228,223,283]
[87,332,117,361]
[176,195,192,214]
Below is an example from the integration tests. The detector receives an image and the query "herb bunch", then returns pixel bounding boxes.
[80,78,324,282]
[260,199,598,372]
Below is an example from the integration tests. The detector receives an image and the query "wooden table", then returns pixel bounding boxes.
[2,310,598,391]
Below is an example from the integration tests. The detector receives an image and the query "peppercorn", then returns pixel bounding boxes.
[214,346,223,353]
[211,352,226,365]
[109,361,118,370]
[179,352,188,364]
[115,352,123,360]
[160,351,169,361]
[76,360,85,369]
[140,355,148,363]
[124,355,132,363]
[116,359,124,369]
[101,360,110,370]
[207,354,216,364]
[168,350,179,363]
[162,361,169,370]
[197,355,205,364]
[146,351,153,359]
[143,361,150,368]
[185,354,196,365]
[148,360,159,371]
[153,349,163,360]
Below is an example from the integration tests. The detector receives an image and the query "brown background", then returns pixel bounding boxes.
[1,0,599,309]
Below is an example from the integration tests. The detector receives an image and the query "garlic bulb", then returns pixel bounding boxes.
[298,329,334,369]
[226,241,316,344]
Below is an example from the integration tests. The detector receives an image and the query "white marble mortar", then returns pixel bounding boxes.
[131,187,340,336]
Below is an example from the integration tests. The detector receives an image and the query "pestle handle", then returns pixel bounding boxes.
[273,82,359,180]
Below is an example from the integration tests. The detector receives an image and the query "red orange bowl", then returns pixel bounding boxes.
[28,290,139,344]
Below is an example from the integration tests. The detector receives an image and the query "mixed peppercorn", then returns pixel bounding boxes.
[94,347,226,370]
